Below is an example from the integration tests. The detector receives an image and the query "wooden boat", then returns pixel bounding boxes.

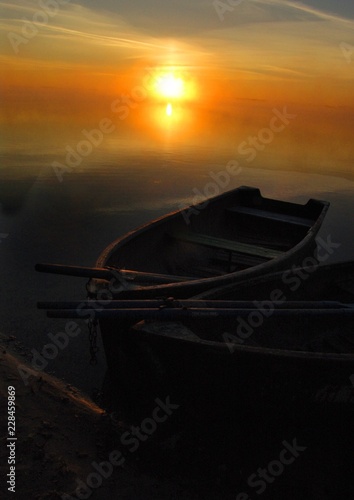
[35,186,332,419]
[126,314,354,423]
[84,186,329,299]
[38,261,354,421]
[116,261,354,417]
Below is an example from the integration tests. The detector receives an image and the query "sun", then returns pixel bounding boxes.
[155,73,184,99]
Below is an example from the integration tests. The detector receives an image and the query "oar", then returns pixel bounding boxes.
[37,299,351,310]
[35,263,193,284]
[45,307,354,320]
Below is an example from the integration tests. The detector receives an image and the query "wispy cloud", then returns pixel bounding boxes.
[251,0,354,25]
[1,0,354,109]
[1,1,161,53]
[0,0,210,68]
[208,0,354,30]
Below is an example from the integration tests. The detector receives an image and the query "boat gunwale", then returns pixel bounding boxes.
[194,259,354,300]
[132,320,354,364]
[94,186,330,293]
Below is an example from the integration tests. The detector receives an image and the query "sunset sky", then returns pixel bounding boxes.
[0,0,354,174]
[2,0,354,119]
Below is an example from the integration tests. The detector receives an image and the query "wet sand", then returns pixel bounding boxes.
[1,336,353,500]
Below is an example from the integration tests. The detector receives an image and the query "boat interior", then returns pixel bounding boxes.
[106,188,325,279]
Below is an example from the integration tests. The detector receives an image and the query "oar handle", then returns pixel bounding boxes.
[46,307,354,320]
[37,300,349,310]
[35,263,113,280]
[35,263,192,284]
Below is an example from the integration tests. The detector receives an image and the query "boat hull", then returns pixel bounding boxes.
[99,261,354,420]
[100,317,354,423]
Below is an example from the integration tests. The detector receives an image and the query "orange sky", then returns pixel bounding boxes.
[1,0,354,135]
[0,0,354,106]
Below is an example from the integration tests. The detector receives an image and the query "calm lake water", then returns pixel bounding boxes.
[1,103,354,394]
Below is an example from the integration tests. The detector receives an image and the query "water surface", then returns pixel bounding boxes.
[1,104,354,394]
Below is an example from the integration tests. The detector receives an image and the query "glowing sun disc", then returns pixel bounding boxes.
[156,74,184,99]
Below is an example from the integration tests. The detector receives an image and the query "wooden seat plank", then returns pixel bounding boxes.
[226,206,313,227]
[170,231,283,260]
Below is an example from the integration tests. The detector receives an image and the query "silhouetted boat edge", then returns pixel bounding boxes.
[89,186,330,299]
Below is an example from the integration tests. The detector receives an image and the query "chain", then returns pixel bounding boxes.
[86,283,99,366]
[88,318,99,365]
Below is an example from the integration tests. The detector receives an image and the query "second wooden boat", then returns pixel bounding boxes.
[95,260,354,419]
[37,261,354,421]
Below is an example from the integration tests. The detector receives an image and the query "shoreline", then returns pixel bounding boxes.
[1,337,354,499]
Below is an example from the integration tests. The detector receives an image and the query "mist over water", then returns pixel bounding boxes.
[1,103,354,394]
